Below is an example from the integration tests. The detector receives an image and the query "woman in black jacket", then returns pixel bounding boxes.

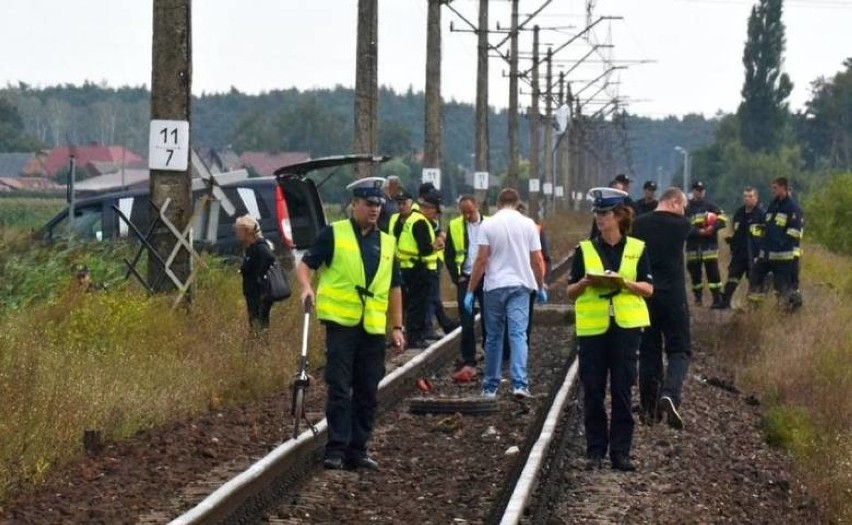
[235,215,276,332]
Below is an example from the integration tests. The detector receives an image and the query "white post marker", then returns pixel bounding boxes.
[474,171,489,190]
[528,178,540,193]
[422,168,441,190]
[543,182,553,195]
[555,186,564,197]
[149,120,190,171]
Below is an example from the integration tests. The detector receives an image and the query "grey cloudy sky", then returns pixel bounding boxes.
[0,0,849,118]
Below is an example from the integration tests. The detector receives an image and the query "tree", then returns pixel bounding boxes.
[799,59,852,171]
[0,97,40,152]
[737,0,793,153]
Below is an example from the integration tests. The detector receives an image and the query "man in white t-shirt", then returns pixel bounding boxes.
[465,188,547,398]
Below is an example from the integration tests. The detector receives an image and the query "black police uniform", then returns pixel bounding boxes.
[632,210,692,419]
[568,237,652,463]
[721,203,765,306]
[302,219,402,463]
[685,196,726,306]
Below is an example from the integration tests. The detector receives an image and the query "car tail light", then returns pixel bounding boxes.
[275,184,294,249]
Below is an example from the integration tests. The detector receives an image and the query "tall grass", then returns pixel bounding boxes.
[0,197,65,231]
[0,234,323,501]
[717,243,852,522]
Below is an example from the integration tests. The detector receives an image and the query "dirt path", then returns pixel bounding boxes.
[529,307,823,525]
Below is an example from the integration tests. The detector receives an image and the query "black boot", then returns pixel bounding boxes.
[710,289,726,309]
[693,290,703,306]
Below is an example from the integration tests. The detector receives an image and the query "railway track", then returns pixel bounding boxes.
[169,255,582,525]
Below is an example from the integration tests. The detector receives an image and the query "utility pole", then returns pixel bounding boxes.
[558,73,571,211]
[542,48,553,217]
[354,0,378,179]
[149,0,192,293]
[528,25,540,220]
[506,0,520,189]
[474,0,489,211]
[423,0,443,191]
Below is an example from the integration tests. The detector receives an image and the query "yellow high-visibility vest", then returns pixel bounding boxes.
[396,211,437,270]
[575,237,650,336]
[316,220,395,334]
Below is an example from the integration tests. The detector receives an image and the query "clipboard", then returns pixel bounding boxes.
[586,270,624,288]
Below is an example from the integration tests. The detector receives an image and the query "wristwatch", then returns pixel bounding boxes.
[392,326,404,332]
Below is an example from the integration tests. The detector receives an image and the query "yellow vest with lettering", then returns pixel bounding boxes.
[316,220,395,334]
[575,237,650,336]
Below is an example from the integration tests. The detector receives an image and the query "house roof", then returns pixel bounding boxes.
[0,153,34,178]
[74,169,150,195]
[24,146,144,178]
[239,151,310,177]
[0,176,62,192]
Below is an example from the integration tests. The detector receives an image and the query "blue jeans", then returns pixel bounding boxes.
[482,285,531,392]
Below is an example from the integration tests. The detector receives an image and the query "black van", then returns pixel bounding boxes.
[39,155,386,261]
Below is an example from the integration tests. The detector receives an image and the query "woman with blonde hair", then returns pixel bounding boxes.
[235,215,276,333]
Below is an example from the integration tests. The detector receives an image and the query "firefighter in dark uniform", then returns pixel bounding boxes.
[567,187,653,472]
[391,189,439,348]
[635,180,659,215]
[295,177,405,471]
[748,177,803,309]
[714,186,765,309]
[685,181,727,308]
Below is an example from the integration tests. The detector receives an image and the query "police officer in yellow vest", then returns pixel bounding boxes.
[391,189,440,348]
[567,187,653,472]
[296,177,405,471]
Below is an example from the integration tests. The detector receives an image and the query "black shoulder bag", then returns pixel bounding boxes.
[263,262,292,302]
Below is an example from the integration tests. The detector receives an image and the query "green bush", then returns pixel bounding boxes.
[762,404,814,452]
[804,172,852,255]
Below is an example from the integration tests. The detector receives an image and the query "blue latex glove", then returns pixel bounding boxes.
[537,287,548,304]
[463,291,475,314]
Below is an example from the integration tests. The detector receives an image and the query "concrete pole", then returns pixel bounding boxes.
[149,0,192,293]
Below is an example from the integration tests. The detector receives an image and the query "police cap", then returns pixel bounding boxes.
[589,186,629,212]
[347,176,386,204]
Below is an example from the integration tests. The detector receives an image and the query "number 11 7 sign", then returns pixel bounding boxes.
[149,120,190,171]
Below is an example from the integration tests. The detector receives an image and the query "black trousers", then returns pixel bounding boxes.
[749,258,795,298]
[401,265,431,342]
[245,292,272,330]
[456,279,485,367]
[726,255,751,286]
[425,261,455,334]
[503,291,535,361]
[639,293,691,414]
[578,326,641,459]
[324,323,386,460]
[687,257,722,294]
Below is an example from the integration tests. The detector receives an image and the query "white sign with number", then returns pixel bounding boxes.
[474,171,489,190]
[422,168,441,190]
[528,178,540,192]
[149,120,190,171]
[555,185,564,197]
[543,182,553,195]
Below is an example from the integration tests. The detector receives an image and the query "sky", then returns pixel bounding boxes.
[0,0,849,118]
